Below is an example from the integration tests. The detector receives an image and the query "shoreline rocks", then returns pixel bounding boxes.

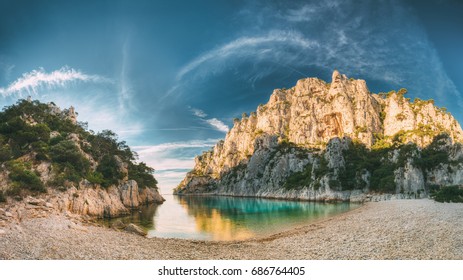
[0,180,165,230]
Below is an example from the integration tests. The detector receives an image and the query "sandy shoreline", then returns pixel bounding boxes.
[1,199,462,259]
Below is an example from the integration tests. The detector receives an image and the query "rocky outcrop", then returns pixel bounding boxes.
[176,71,463,201]
[55,180,164,218]
[47,102,77,124]
[114,155,129,181]
[0,181,165,225]
[139,187,165,205]
[120,180,140,209]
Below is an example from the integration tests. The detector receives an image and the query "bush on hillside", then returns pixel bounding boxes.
[431,185,463,203]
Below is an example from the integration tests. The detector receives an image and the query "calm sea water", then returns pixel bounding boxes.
[103,194,359,241]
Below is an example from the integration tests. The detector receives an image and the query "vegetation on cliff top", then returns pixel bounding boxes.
[0,99,157,199]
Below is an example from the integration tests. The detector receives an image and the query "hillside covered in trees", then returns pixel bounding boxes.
[0,99,162,213]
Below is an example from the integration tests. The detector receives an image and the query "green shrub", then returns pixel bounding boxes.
[96,155,123,188]
[31,141,50,161]
[432,186,463,203]
[284,163,312,190]
[397,88,408,95]
[86,171,105,185]
[49,161,83,187]
[328,179,341,189]
[50,140,90,174]
[49,135,65,146]
[314,156,329,177]
[128,162,157,189]
[8,162,46,193]
[0,144,12,161]
[5,184,21,197]
[397,143,418,166]
[338,141,371,190]
[415,134,450,171]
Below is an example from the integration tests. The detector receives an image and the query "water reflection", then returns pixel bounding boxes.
[104,194,358,241]
[100,203,158,229]
[174,195,354,241]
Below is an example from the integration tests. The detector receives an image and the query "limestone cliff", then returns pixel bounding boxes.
[176,71,463,201]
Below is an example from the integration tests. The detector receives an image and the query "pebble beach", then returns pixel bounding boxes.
[1,199,462,259]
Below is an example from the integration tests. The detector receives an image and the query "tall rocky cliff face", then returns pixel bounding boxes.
[175,71,463,201]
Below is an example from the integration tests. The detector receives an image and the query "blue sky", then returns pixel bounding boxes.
[1,0,462,193]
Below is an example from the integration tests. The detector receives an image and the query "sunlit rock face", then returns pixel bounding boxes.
[176,71,463,201]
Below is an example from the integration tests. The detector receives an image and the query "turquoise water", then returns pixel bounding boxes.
[105,194,359,241]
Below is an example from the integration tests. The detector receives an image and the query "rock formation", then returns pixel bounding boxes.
[0,99,165,220]
[176,71,463,201]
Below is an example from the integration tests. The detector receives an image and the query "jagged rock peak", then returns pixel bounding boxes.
[331,69,347,81]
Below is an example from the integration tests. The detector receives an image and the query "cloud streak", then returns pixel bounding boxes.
[189,107,229,133]
[277,0,341,22]
[118,36,136,115]
[191,108,207,118]
[177,30,318,80]
[0,60,15,82]
[0,66,109,97]
[134,138,221,155]
[206,118,229,133]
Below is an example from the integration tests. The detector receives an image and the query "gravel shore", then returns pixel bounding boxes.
[1,199,462,259]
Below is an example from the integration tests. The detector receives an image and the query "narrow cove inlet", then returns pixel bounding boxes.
[101,194,360,241]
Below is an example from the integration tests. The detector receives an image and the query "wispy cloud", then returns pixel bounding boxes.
[118,36,135,115]
[206,118,229,133]
[0,66,109,97]
[191,108,207,118]
[278,0,341,22]
[177,30,318,80]
[134,138,220,155]
[0,60,15,82]
[189,107,229,133]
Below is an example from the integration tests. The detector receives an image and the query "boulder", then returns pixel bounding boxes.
[124,223,147,236]
[26,197,46,206]
[110,220,126,229]
[139,187,165,204]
